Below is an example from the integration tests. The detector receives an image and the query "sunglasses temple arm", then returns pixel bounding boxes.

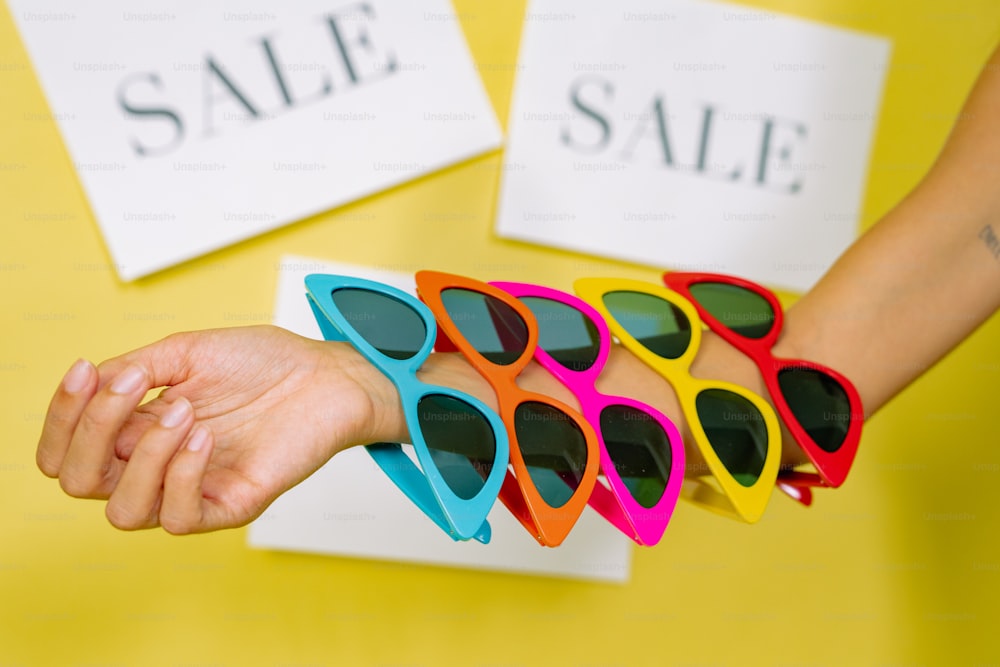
[366,443,491,544]
[587,481,640,543]
[497,472,548,546]
[777,481,813,507]
[775,471,823,507]
[306,294,350,342]
[680,479,746,520]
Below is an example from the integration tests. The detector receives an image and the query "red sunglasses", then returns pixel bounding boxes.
[662,271,864,504]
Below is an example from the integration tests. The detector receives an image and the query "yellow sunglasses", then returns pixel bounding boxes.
[574,277,781,523]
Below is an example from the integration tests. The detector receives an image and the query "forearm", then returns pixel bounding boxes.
[774,43,1000,416]
[369,45,1000,464]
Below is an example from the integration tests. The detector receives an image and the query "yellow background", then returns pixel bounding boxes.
[3,1,1000,664]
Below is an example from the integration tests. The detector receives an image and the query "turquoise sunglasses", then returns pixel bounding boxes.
[304,274,510,543]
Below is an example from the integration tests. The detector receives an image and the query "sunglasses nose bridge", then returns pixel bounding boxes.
[573,360,605,386]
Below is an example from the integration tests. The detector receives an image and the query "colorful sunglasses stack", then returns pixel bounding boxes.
[304,270,863,547]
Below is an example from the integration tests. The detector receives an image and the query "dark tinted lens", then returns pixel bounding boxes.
[440,288,529,365]
[331,288,426,360]
[696,389,768,487]
[417,394,497,500]
[777,368,851,453]
[600,405,671,508]
[602,291,691,359]
[688,282,775,339]
[519,296,601,372]
[514,402,588,508]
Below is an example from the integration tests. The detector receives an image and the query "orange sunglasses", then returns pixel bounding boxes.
[415,270,601,547]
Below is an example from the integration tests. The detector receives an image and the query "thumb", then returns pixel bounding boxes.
[95,332,197,392]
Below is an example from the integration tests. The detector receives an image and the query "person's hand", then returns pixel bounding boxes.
[36,325,403,534]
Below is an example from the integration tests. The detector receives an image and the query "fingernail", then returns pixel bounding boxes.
[159,398,191,428]
[110,365,146,395]
[186,426,209,452]
[63,359,92,393]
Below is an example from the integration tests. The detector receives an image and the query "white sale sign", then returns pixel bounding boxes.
[10,0,502,280]
[495,0,891,291]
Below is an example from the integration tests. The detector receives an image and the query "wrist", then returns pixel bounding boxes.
[321,340,408,450]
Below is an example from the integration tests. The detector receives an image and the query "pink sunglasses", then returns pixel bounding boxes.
[492,281,686,546]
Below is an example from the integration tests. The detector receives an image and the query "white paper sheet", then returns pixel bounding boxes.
[247,255,632,582]
[10,0,502,280]
[495,0,891,292]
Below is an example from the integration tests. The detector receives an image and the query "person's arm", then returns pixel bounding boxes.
[774,44,1000,415]
[37,44,1000,533]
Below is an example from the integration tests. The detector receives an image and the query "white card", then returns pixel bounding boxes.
[496,0,891,292]
[247,255,632,582]
[11,1,502,280]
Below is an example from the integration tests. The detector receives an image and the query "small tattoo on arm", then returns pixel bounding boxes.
[979,223,1000,261]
